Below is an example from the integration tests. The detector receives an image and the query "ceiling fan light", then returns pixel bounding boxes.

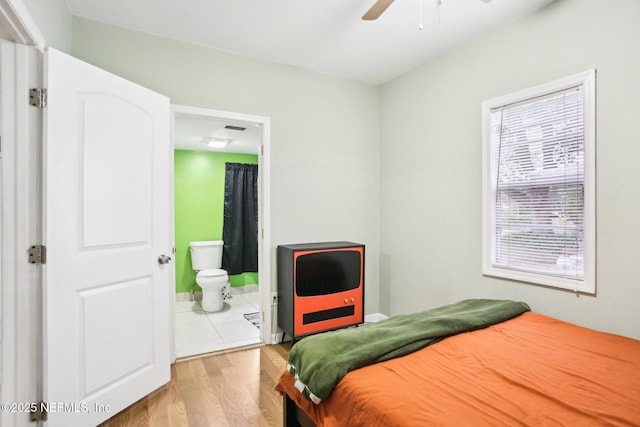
[204,137,232,148]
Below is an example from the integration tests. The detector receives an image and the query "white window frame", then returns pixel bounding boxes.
[482,70,596,294]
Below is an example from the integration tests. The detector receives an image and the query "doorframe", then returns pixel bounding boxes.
[170,104,273,355]
[0,0,45,49]
[1,41,41,427]
[0,2,43,424]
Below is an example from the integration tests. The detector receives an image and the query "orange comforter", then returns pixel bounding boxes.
[275,312,640,426]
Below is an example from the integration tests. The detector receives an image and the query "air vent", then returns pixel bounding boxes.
[224,125,247,131]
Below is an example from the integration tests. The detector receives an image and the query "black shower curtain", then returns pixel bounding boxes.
[222,162,258,275]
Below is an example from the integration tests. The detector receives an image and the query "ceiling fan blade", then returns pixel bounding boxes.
[362,0,396,20]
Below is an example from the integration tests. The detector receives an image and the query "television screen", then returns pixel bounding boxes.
[295,250,361,296]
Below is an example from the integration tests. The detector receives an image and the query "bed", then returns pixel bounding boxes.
[275,299,640,427]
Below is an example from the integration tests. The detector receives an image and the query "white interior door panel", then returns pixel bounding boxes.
[43,48,171,426]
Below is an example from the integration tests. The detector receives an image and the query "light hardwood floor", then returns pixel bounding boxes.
[99,344,291,427]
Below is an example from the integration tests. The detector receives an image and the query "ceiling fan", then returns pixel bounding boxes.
[362,0,493,21]
[362,0,395,20]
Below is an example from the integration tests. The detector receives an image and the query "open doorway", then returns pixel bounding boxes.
[170,105,271,360]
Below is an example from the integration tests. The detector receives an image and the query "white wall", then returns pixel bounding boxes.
[379,0,640,339]
[17,0,640,339]
[70,18,382,313]
[21,0,71,52]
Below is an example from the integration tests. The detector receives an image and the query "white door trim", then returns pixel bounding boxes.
[0,0,45,48]
[170,104,273,350]
[0,41,41,427]
[0,3,46,425]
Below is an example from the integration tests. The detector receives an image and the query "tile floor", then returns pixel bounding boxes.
[174,285,262,359]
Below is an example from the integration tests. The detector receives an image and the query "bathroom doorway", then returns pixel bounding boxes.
[170,105,271,360]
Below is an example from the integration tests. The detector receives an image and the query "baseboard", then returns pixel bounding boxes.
[175,284,260,302]
[176,291,197,302]
[231,284,259,294]
[364,312,389,323]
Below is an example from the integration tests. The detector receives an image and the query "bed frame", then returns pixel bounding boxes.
[284,394,315,427]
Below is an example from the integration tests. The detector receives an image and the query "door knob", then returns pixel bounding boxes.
[158,254,172,265]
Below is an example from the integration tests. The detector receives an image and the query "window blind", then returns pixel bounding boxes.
[489,86,585,281]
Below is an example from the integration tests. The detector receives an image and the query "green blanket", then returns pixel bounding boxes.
[286,299,530,403]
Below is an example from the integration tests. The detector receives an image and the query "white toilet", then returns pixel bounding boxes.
[189,240,230,312]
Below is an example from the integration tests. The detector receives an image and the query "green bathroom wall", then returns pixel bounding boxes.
[174,150,259,294]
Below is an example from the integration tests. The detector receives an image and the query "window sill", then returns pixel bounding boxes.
[482,265,595,294]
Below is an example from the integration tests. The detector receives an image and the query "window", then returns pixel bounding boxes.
[482,71,596,293]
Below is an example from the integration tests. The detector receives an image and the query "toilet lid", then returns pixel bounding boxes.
[197,268,227,278]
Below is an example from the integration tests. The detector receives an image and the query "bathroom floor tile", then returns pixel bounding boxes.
[175,300,202,313]
[227,294,252,305]
[174,286,263,359]
[174,328,224,358]
[214,318,261,343]
[239,292,260,309]
[229,294,257,311]
[206,301,256,323]
[175,310,213,330]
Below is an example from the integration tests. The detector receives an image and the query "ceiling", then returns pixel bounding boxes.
[67,0,555,153]
[66,0,556,86]
[173,113,261,155]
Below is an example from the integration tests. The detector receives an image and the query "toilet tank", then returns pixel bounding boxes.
[189,240,224,271]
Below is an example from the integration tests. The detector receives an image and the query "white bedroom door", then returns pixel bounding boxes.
[42,48,172,426]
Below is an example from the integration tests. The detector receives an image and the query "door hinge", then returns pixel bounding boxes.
[29,88,47,108]
[28,244,47,264]
[30,401,48,422]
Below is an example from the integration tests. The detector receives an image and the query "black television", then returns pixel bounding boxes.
[296,250,362,296]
